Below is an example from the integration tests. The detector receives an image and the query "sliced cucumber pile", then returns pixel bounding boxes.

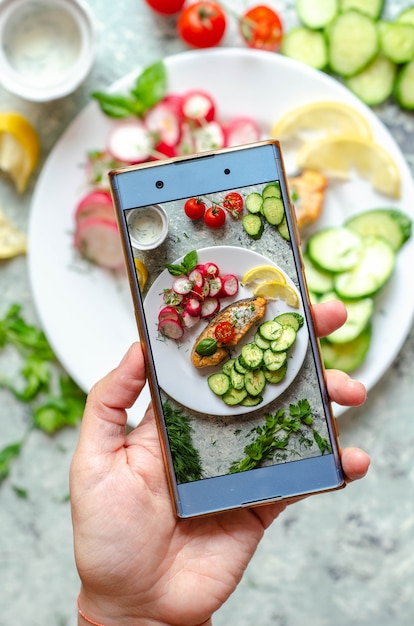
[282,1,414,109]
[243,181,289,241]
[207,313,304,407]
[305,207,411,372]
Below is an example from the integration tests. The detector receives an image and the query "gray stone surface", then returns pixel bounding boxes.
[1,0,414,624]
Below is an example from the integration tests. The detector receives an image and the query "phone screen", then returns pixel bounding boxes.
[110,142,344,518]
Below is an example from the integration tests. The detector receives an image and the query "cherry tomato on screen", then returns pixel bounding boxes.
[214,321,235,343]
[184,197,206,220]
[177,1,227,49]
[240,5,283,52]
[223,192,244,217]
[204,205,226,228]
[144,0,185,15]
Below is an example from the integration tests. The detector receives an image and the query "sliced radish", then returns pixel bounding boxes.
[86,150,121,188]
[75,190,114,224]
[195,263,206,274]
[208,275,223,297]
[192,281,210,300]
[225,117,261,147]
[185,297,202,317]
[172,275,193,295]
[163,289,183,307]
[201,297,220,318]
[182,310,201,328]
[158,317,184,340]
[193,121,226,153]
[176,122,195,156]
[188,267,204,287]
[74,217,124,270]
[181,90,215,125]
[220,274,239,298]
[203,261,219,278]
[107,119,154,164]
[144,99,182,147]
[158,306,181,322]
[154,141,177,159]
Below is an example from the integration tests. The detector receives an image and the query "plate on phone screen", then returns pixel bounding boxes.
[28,48,414,425]
[144,247,307,416]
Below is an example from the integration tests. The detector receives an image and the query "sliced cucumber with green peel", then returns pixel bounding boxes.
[345,208,412,251]
[274,312,304,331]
[307,227,363,273]
[397,6,414,25]
[230,368,246,391]
[321,326,372,372]
[240,395,263,407]
[259,320,283,341]
[208,373,230,396]
[277,215,290,241]
[281,27,328,70]
[262,196,285,226]
[264,363,288,383]
[303,252,335,294]
[395,59,414,110]
[245,192,263,214]
[240,343,264,369]
[262,182,281,199]
[263,349,287,372]
[319,292,374,343]
[345,55,396,106]
[339,0,384,19]
[334,236,395,299]
[296,0,339,29]
[222,387,248,406]
[244,369,266,396]
[270,326,297,352]
[327,11,379,77]
[379,21,414,64]
[242,213,264,240]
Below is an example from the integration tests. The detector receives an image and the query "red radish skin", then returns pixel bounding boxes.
[181,90,215,125]
[203,262,219,278]
[172,276,193,295]
[107,119,154,164]
[185,297,202,317]
[225,117,261,147]
[158,306,181,322]
[75,190,114,224]
[158,317,184,340]
[144,100,182,148]
[192,281,210,300]
[208,275,223,297]
[201,297,220,318]
[182,311,201,328]
[220,274,239,297]
[74,217,124,270]
[188,268,204,287]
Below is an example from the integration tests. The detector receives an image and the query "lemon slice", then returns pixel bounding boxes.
[242,265,287,287]
[0,208,27,258]
[253,281,299,308]
[134,257,148,290]
[271,101,373,141]
[296,135,401,198]
[0,112,40,193]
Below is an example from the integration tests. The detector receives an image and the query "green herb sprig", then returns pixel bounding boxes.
[163,400,203,484]
[165,249,198,276]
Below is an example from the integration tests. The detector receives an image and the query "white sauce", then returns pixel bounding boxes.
[4,5,81,87]
[129,208,163,246]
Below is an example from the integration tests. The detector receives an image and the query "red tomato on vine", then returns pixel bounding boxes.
[144,0,185,15]
[240,5,283,52]
[184,197,206,220]
[177,1,227,49]
[204,205,226,228]
[223,192,244,217]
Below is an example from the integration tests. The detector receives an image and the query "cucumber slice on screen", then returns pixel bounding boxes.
[296,0,339,29]
[379,21,414,64]
[245,192,263,214]
[321,326,372,373]
[277,215,290,241]
[303,252,335,294]
[334,236,395,299]
[262,182,281,199]
[264,363,288,383]
[262,196,284,226]
[339,0,384,19]
[395,59,414,110]
[327,11,379,77]
[319,292,374,343]
[345,55,396,106]
[345,208,412,251]
[274,312,304,331]
[397,6,414,25]
[281,27,328,70]
[306,227,363,273]
[242,213,264,239]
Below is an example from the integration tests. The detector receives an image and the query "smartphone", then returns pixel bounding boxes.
[109,140,344,519]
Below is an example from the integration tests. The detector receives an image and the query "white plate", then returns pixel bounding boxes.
[28,48,414,424]
[145,246,307,416]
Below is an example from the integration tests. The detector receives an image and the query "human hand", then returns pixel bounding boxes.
[70,299,369,626]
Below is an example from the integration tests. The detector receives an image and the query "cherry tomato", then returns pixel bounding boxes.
[144,0,185,15]
[240,5,283,52]
[177,1,227,49]
[204,205,226,228]
[223,192,244,217]
[184,197,206,220]
[214,321,235,343]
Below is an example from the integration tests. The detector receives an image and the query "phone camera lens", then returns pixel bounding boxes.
[224,168,230,175]
[155,180,164,189]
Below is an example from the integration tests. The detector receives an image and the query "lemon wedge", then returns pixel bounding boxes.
[242,265,287,287]
[253,281,299,308]
[0,208,27,258]
[271,101,373,141]
[134,257,149,290]
[0,112,40,193]
[296,135,401,198]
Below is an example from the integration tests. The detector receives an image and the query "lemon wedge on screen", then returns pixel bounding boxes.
[0,208,27,259]
[0,112,40,193]
[296,135,401,198]
[134,257,149,290]
[253,281,299,308]
[242,265,287,287]
[271,101,373,141]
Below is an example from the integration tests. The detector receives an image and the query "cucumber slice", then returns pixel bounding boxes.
[240,343,264,369]
[307,227,363,273]
[270,326,297,352]
[263,349,287,371]
[303,252,335,294]
[264,363,288,383]
[334,236,395,299]
[262,182,281,199]
[345,54,396,106]
[327,11,379,77]
[345,208,412,251]
[379,21,414,64]
[321,326,372,372]
[221,358,236,376]
[222,387,248,406]
[244,369,266,396]
[277,215,290,241]
[208,373,230,396]
[259,320,283,341]
[230,368,246,391]
[319,292,374,343]
[254,331,271,350]
[274,312,304,331]
[339,0,384,19]
[296,0,339,29]
[234,356,248,374]
[395,59,414,110]
[281,27,328,70]
[240,394,263,407]
[242,213,264,240]
[245,192,263,214]
[262,196,285,226]
[397,6,414,26]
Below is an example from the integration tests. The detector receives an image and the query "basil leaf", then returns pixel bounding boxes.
[130,61,167,115]
[91,92,138,118]
[165,263,186,276]
[182,250,198,273]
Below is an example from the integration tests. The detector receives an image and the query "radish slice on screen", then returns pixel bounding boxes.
[225,117,261,147]
[193,121,226,153]
[107,119,154,164]
[182,310,201,328]
[158,306,181,322]
[74,217,124,271]
[181,90,215,125]
[158,317,184,340]
[188,267,204,287]
[75,190,114,224]
[201,297,220,318]
[203,262,219,278]
[220,274,239,297]
[145,99,182,147]
[172,276,193,295]
[163,289,183,307]
[185,297,202,317]
[208,275,223,297]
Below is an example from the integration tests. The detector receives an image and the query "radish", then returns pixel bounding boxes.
[188,267,204,287]
[203,262,219,278]
[208,275,223,297]
[163,289,183,307]
[107,119,154,164]
[182,310,200,329]
[158,317,184,340]
[192,281,210,300]
[86,150,121,188]
[185,297,202,317]
[158,306,181,322]
[74,217,124,271]
[225,117,261,147]
[193,121,226,153]
[201,297,220,318]
[75,190,114,224]
[181,90,215,125]
[144,99,182,148]
[172,275,193,295]
[220,274,239,297]
[176,122,195,156]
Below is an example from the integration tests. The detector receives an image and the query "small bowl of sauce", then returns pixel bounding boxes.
[0,0,95,101]
[127,204,169,251]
